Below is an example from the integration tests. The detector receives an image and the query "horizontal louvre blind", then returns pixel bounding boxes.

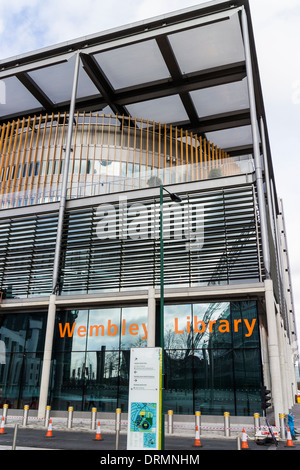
[61,185,261,294]
[0,212,58,297]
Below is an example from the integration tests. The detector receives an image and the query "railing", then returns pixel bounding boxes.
[0,113,254,209]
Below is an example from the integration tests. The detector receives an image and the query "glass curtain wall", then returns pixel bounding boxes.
[49,300,261,415]
[0,301,261,414]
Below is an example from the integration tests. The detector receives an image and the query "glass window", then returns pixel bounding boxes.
[55,309,88,352]
[164,349,193,414]
[192,303,231,349]
[164,304,192,349]
[194,348,235,415]
[51,351,86,411]
[120,306,148,349]
[87,308,121,351]
[234,349,261,415]
[83,350,119,412]
[0,312,47,354]
[231,301,259,348]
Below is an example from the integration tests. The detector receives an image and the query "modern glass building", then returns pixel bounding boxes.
[0,0,297,423]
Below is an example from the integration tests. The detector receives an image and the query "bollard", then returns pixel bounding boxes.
[23,405,29,427]
[195,411,201,435]
[11,424,18,450]
[2,404,8,424]
[253,412,260,435]
[237,436,241,450]
[168,410,173,434]
[67,406,74,429]
[115,408,121,451]
[279,413,285,440]
[91,407,97,430]
[45,405,51,428]
[224,412,230,437]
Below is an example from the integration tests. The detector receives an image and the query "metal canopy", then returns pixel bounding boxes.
[0,0,270,160]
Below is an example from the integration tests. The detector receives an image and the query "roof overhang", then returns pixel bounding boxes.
[0,0,275,193]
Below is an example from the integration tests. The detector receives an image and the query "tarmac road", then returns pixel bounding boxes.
[0,426,298,451]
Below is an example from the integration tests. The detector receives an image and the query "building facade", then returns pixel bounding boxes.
[0,0,298,423]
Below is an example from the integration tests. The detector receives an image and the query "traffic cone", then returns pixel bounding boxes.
[241,427,249,449]
[0,417,5,434]
[46,419,53,437]
[193,425,202,447]
[94,420,102,441]
[286,426,294,447]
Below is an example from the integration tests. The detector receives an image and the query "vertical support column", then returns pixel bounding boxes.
[38,295,56,418]
[265,279,284,425]
[147,287,156,347]
[159,185,165,450]
[37,52,81,419]
[52,51,81,294]
[241,7,270,278]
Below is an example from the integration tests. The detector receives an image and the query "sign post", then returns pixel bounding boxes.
[127,347,162,450]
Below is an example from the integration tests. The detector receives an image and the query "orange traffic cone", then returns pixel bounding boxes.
[286,426,294,447]
[46,418,53,437]
[0,417,5,434]
[94,420,102,441]
[241,427,249,449]
[193,425,202,447]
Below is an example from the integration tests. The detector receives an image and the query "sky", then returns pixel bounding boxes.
[0,0,300,338]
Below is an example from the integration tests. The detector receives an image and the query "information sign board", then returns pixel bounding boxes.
[127,347,162,450]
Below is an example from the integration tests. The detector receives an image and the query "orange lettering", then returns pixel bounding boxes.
[209,320,216,332]
[77,326,86,337]
[59,322,76,338]
[194,317,205,334]
[218,320,230,333]
[174,318,184,334]
[129,323,139,335]
[108,320,118,336]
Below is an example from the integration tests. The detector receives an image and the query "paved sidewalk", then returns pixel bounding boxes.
[2,405,300,442]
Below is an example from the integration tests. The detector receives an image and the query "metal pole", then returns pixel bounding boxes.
[279,413,286,440]
[240,7,270,278]
[168,410,173,434]
[147,287,156,347]
[52,51,81,293]
[254,412,260,435]
[67,406,74,429]
[195,411,201,435]
[2,404,8,423]
[91,407,97,430]
[11,424,18,450]
[23,405,29,427]
[115,408,121,450]
[45,405,51,428]
[37,52,81,419]
[159,184,165,450]
[224,412,230,437]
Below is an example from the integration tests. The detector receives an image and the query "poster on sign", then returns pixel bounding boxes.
[127,347,162,450]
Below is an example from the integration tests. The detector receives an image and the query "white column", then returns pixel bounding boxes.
[38,294,56,418]
[265,280,284,424]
